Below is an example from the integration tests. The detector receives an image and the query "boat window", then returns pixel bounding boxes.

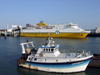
[44,48,45,51]
[55,48,57,50]
[51,48,54,52]
[55,47,58,51]
[46,48,48,51]
[34,58,37,61]
[28,58,31,60]
[49,49,50,52]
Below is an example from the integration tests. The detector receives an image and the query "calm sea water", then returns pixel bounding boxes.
[0,36,100,75]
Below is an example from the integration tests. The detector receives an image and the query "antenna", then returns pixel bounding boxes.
[67,21,69,23]
[7,24,8,29]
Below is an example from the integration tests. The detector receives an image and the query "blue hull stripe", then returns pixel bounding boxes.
[25,59,91,69]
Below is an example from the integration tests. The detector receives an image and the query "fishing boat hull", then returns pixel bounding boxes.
[17,58,91,73]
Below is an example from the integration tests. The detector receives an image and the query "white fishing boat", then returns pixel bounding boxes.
[17,37,93,73]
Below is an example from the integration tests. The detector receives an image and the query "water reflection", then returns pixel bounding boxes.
[17,67,86,75]
[85,67,100,75]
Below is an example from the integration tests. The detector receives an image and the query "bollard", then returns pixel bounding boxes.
[13,30,15,37]
[0,31,1,39]
[11,30,14,36]
[0,31,1,36]
[5,30,7,39]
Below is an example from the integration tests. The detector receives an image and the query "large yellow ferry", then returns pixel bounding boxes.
[20,21,90,38]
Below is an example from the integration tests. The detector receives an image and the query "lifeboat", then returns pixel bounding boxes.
[36,26,42,29]
[46,27,50,29]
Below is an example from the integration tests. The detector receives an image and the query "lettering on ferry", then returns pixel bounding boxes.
[55,30,59,35]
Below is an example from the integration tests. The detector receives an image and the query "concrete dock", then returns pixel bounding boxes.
[87,27,100,37]
[88,54,100,67]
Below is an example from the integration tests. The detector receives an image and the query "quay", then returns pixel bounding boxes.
[88,54,100,68]
[87,33,100,37]
[86,27,100,37]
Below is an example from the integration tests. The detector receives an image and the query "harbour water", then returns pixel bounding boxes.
[0,36,100,75]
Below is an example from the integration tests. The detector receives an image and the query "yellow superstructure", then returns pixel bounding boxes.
[37,22,47,26]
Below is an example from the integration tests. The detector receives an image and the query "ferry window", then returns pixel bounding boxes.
[51,49,54,52]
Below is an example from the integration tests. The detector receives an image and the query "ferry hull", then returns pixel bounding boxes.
[20,32,88,39]
[17,58,91,73]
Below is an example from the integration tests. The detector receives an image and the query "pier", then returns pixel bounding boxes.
[0,25,22,37]
[86,27,100,37]
[0,29,20,37]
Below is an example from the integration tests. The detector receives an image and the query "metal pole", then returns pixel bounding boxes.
[5,30,7,39]
[0,31,1,39]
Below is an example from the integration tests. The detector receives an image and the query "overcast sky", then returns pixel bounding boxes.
[0,0,100,29]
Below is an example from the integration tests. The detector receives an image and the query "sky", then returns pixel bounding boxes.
[0,0,100,29]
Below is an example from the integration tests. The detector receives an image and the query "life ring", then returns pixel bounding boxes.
[36,26,42,29]
[55,30,59,35]
[46,27,50,29]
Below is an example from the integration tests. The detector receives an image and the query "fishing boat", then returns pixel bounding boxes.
[17,37,93,73]
[20,21,90,39]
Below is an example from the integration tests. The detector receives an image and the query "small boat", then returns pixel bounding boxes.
[17,37,93,73]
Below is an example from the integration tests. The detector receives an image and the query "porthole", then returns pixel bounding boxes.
[49,49,50,51]
[46,48,48,51]
[44,49,45,51]
[34,58,37,61]
[51,49,54,52]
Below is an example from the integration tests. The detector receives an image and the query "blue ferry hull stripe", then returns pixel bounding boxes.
[25,59,91,69]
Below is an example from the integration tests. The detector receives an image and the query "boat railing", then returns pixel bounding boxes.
[33,56,67,60]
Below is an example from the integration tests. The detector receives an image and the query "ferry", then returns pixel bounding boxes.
[20,21,90,39]
[17,37,93,73]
